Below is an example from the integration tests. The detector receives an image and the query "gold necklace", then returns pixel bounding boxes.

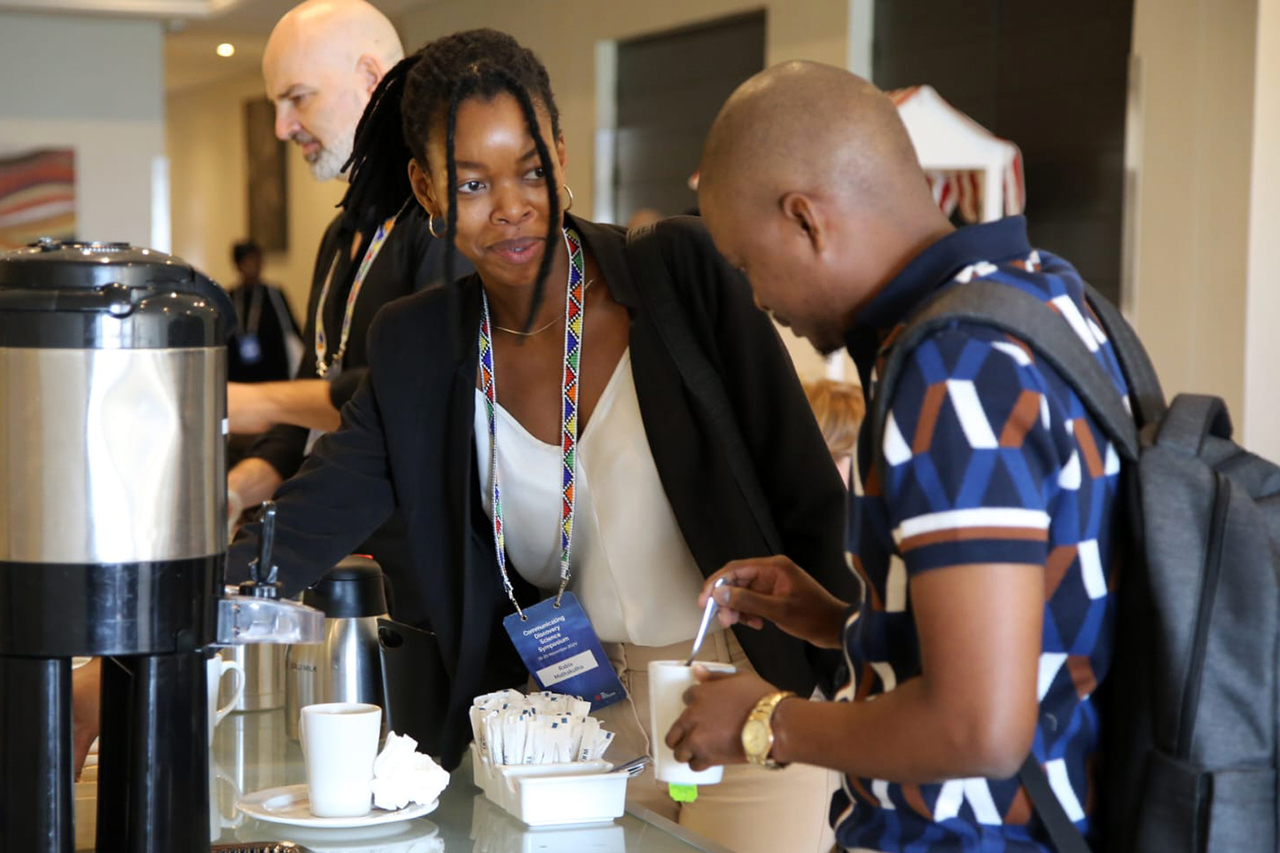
[492,279,594,336]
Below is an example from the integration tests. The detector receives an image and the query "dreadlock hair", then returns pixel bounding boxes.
[344,29,563,331]
[340,53,419,227]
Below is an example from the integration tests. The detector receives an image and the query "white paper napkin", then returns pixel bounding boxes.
[370,732,450,811]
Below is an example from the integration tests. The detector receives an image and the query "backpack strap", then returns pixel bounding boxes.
[1151,393,1234,457]
[1080,286,1167,430]
[624,225,784,554]
[1018,755,1094,853]
[869,280,1140,476]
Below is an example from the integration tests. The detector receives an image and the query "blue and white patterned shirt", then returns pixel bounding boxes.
[833,217,1127,852]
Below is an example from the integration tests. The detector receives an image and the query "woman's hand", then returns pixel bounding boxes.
[700,556,849,649]
[665,667,775,771]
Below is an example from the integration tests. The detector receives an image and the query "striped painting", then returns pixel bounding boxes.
[0,149,76,250]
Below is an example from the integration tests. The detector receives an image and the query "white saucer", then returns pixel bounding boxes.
[237,784,438,829]
[242,816,443,852]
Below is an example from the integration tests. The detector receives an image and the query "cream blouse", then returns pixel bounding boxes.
[473,349,705,646]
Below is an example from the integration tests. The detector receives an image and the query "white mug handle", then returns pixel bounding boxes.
[215,659,245,725]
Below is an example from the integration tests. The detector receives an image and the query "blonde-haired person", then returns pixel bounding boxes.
[803,379,865,487]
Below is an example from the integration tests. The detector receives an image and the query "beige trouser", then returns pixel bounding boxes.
[594,632,839,853]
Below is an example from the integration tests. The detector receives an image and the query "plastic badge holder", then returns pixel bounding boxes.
[469,744,626,827]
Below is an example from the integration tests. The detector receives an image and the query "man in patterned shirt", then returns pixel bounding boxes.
[664,61,1128,851]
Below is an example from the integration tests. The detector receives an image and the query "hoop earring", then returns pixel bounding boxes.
[427,213,441,239]
[563,184,574,212]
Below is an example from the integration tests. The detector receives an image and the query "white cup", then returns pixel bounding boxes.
[648,660,737,785]
[206,654,245,745]
[300,702,382,818]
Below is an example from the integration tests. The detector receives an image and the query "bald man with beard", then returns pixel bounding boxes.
[665,62,1127,852]
[228,0,461,626]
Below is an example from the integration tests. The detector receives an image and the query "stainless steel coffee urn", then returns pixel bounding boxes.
[0,241,319,853]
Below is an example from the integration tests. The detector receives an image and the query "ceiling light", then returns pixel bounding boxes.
[216,43,235,58]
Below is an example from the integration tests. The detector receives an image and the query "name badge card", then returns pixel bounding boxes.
[504,592,626,710]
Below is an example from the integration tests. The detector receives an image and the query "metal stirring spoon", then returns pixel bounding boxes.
[685,577,730,666]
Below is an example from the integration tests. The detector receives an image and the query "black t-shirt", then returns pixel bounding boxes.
[226,281,301,383]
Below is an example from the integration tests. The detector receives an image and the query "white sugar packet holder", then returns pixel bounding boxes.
[468,690,624,826]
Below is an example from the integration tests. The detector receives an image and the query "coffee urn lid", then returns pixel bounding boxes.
[0,239,235,347]
[303,555,390,619]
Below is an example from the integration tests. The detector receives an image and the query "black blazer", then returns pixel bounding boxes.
[230,215,854,767]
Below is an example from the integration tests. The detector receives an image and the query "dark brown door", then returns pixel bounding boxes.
[614,11,766,224]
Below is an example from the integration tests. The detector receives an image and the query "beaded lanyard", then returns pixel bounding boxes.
[314,215,397,378]
[479,227,586,620]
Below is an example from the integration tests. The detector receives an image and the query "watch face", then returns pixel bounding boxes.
[742,719,770,757]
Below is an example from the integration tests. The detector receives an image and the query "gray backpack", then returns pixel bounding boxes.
[872,279,1280,853]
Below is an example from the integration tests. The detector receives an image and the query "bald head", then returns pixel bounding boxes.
[263,0,404,181]
[698,61,950,354]
[701,61,930,221]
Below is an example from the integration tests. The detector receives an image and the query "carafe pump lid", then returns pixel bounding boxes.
[303,555,389,619]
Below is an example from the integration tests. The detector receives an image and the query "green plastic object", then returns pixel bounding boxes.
[668,783,698,803]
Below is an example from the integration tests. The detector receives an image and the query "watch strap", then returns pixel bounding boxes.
[744,690,796,768]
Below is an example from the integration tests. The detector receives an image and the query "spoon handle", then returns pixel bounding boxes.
[685,577,729,666]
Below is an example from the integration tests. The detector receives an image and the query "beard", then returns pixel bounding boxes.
[294,130,353,182]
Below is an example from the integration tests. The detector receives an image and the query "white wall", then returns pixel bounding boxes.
[1243,0,1280,458]
[1127,0,1258,426]
[0,11,165,248]
[167,69,344,316]
[397,0,853,381]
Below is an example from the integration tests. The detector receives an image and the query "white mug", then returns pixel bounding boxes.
[648,660,737,785]
[300,702,382,818]
[206,654,245,745]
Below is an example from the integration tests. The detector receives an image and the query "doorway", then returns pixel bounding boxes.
[610,11,766,226]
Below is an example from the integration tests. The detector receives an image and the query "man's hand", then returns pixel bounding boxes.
[665,667,776,771]
[700,556,849,649]
[72,659,101,782]
[227,458,284,535]
[227,382,280,434]
[227,380,341,435]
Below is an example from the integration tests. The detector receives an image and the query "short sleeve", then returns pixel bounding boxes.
[879,327,1065,575]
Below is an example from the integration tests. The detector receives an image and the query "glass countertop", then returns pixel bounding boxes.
[209,707,732,853]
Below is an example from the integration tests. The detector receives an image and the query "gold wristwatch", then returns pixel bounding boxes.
[741,690,796,768]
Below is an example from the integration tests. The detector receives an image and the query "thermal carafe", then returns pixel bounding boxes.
[285,556,390,740]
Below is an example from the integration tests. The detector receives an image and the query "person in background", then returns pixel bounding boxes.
[226,239,303,386]
[667,61,1127,852]
[226,239,304,468]
[228,0,462,630]
[803,378,865,488]
[230,29,854,853]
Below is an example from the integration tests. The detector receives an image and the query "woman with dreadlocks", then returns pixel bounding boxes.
[232,29,849,852]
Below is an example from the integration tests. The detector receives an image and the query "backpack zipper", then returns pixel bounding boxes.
[1175,471,1229,758]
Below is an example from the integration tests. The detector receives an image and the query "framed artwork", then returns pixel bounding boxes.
[245,97,288,251]
[0,148,76,250]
